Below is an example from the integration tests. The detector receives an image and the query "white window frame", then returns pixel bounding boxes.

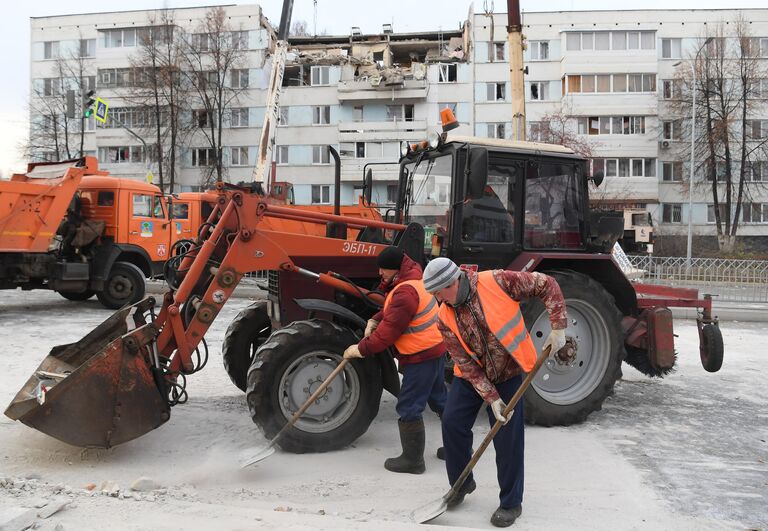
[191,148,215,167]
[311,66,330,86]
[662,161,683,181]
[278,107,289,126]
[353,105,364,122]
[231,108,249,128]
[661,38,682,59]
[530,81,548,101]
[43,41,59,60]
[230,146,249,166]
[79,39,95,58]
[438,63,457,83]
[311,184,331,204]
[529,41,548,61]
[312,145,330,165]
[312,105,331,125]
[487,123,506,139]
[231,69,249,89]
[276,146,289,165]
[662,121,679,141]
[487,82,506,102]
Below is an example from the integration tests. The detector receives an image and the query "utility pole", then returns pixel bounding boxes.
[507,0,526,141]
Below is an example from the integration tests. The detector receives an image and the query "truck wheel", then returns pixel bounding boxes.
[700,324,724,373]
[96,261,146,310]
[246,319,382,453]
[222,302,272,392]
[522,270,624,426]
[58,290,95,301]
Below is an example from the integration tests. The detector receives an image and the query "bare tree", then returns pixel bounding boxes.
[290,20,310,37]
[128,10,189,192]
[181,6,249,187]
[669,18,768,253]
[26,41,94,162]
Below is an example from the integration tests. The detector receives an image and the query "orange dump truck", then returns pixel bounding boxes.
[0,157,186,308]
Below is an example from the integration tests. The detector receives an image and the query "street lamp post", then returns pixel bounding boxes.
[685,37,713,270]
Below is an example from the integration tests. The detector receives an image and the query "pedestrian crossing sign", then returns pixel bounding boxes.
[94,98,109,123]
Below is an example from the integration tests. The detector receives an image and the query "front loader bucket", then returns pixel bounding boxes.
[4,298,170,448]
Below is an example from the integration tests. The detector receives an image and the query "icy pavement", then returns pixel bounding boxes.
[0,288,765,530]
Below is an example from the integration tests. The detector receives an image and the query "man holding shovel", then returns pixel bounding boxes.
[344,246,448,474]
[422,257,567,527]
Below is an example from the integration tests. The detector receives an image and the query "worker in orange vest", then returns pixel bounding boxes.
[344,246,447,474]
[422,257,567,528]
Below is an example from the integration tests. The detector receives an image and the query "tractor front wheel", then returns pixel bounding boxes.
[522,270,625,426]
[222,302,272,391]
[246,320,382,453]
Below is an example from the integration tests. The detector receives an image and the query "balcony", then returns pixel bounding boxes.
[337,78,429,101]
[340,158,399,182]
[338,119,427,142]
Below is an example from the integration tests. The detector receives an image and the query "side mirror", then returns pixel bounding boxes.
[466,147,488,200]
[591,170,605,188]
[364,168,373,205]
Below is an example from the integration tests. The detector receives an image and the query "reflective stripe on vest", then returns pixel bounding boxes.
[383,279,444,355]
[438,270,537,377]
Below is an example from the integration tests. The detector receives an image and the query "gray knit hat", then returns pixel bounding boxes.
[423,257,461,293]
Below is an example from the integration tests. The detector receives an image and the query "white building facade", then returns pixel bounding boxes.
[29,6,768,251]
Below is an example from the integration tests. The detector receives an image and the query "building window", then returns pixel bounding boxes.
[598,157,655,177]
[661,38,682,59]
[230,69,249,88]
[43,41,60,60]
[230,147,248,166]
[745,161,766,181]
[312,145,330,164]
[193,109,212,128]
[564,73,655,94]
[742,203,767,223]
[662,121,681,141]
[438,63,457,83]
[530,82,549,101]
[529,122,545,142]
[231,30,248,49]
[277,107,289,126]
[98,146,145,164]
[488,42,505,61]
[708,204,727,223]
[662,161,683,181]
[662,203,682,223]
[42,78,60,97]
[747,120,768,140]
[353,105,364,122]
[529,41,548,60]
[577,116,645,135]
[79,39,95,58]
[231,108,249,128]
[103,28,138,48]
[567,31,654,51]
[355,142,366,158]
[312,184,331,204]
[487,83,506,102]
[311,66,330,86]
[276,146,289,165]
[312,105,331,125]
[662,79,681,99]
[487,123,506,139]
[191,148,215,167]
[190,33,212,51]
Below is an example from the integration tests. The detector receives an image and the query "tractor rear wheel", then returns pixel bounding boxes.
[522,270,624,426]
[222,302,272,391]
[246,319,382,453]
[96,261,145,309]
[700,324,724,373]
[58,289,95,301]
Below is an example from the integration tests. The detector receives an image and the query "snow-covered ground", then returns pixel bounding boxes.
[0,289,765,530]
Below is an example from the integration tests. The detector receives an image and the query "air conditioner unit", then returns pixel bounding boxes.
[351,26,362,37]
[660,140,670,149]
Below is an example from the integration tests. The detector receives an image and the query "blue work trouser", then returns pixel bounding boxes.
[442,375,525,509]
[396,355,448,422]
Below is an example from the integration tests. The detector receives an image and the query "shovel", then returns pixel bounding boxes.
[240,358,350,467]
[410,345,553,524]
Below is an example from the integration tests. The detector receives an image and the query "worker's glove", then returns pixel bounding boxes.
[364,319,379,338]
[343,344,363,359]
[542,328,567,356]
[490,398,510,425]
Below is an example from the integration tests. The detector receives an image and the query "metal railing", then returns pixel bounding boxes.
[627,255,768,303]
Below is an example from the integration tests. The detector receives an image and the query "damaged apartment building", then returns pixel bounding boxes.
[276,24,471,205]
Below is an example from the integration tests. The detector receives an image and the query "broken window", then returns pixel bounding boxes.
[438,63,457,83]
[530,82,548,101]
[487,83,506,101]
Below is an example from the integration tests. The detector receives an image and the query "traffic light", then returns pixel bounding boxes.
[83,90,96,118]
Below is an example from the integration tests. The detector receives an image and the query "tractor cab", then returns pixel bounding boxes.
[387,133,595,270]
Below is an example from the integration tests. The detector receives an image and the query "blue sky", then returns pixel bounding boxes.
[2,0,767,175]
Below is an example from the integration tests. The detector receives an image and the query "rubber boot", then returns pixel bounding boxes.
[384,419,426,474]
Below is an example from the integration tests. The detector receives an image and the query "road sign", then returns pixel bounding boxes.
[94,98,109,123]
[146,171,154,184]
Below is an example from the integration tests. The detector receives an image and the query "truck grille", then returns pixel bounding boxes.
[268,270,279,298]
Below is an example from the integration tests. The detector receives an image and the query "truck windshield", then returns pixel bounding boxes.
[523,162,584,249]
[403,153,453,250]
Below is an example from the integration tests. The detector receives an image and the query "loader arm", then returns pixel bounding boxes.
[5,186,404,448]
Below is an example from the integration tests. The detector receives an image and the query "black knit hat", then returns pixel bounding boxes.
[377,246,404,270]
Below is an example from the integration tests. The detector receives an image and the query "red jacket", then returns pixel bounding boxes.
[358,254,446,365]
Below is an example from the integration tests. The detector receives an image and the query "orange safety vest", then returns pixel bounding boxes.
[383,279,443,355]
[438,270,537,377]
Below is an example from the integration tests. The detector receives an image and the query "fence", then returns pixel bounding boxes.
[626,255,768,303]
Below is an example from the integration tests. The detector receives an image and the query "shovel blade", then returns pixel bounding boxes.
[410,495,449,524]
[239,444,276,468]
[4,298,170,448]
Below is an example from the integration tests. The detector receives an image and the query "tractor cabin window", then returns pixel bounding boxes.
[524,162,584,249]
[461,162,517,243]
[402,152,453,251]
